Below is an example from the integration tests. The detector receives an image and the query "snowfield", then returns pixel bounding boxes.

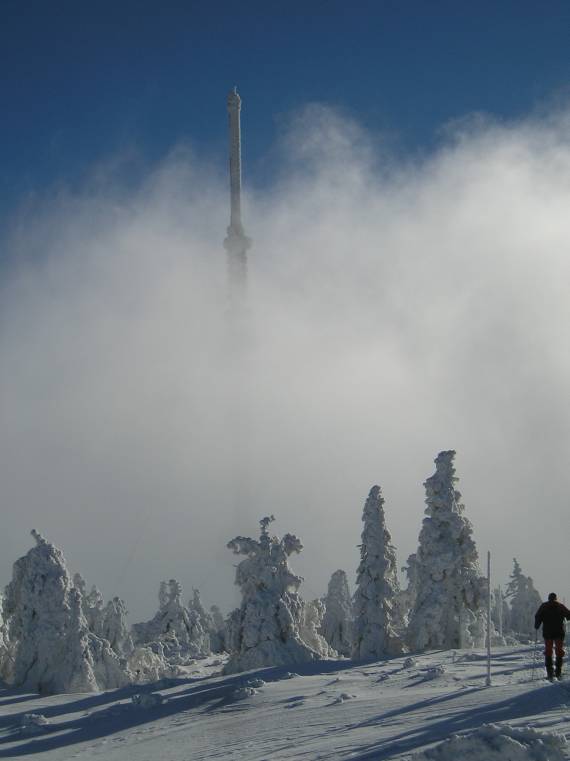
[1,646,569,760]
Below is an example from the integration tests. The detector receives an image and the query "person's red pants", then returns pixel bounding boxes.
[544,639,565,658]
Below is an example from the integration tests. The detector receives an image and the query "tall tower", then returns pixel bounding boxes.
[223,87,251,309]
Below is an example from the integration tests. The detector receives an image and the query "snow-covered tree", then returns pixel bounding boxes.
[101,597,133,656]
[491,586,511,639]
[74,573,105,635]
[321,570,353,657]
[209,605,226,653]
[188,589,214,637]
[400,552,419,626]
[505,559,542,640]
[407,451,486,651]
[2,531,129,694]
[352,486,406,659]
[224,516,320,674]
[73,573,133,657]
[300,599,336,657]
[132,580,210,660]
[187,589,229,654]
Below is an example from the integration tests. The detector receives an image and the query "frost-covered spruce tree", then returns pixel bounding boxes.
[400,552,419,626]
[352,486,405,659]
[224,516,320,674]
[73,573,133,657]
[189,589,215,637]
[321,570,353,657]
[132,579,210,659]
[101,597,133,656]
[73,573,105,635]
[300,599,336,657]
[2,531,128,694]
[491,586,511,639]
[506,559,542,640]
[407,451,486,651]
[188,590,228,654]
[209,605,226,653]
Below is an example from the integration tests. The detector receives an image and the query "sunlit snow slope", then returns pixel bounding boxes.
[1,647,569,760]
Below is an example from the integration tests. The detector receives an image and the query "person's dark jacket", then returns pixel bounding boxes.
[535,600,570,639]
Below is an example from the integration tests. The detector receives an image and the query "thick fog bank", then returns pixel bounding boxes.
[1,105,569,618]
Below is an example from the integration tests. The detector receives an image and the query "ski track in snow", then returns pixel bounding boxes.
[0,647,569,760]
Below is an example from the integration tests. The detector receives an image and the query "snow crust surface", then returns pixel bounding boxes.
[1,645,568,761]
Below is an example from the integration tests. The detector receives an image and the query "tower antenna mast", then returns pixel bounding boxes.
[224,86,251,310]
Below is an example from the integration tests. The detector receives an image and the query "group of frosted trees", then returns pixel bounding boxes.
[222,449,540,670]
[0,450,543,694]
[0,532,223,694]
[491,559,542,642]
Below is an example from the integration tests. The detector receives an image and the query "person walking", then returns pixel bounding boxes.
[535,593,570,681]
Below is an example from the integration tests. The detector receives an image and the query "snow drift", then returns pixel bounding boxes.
[412,723,567,761]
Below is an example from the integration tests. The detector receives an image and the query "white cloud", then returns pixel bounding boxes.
[1,104,569,618]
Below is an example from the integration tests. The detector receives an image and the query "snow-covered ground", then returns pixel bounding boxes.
[1,646,569,760]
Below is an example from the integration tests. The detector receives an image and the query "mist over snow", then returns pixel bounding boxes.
[1,104,569,621]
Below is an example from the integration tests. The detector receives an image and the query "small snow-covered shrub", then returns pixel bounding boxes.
[233,686,257,700]
[423,665,446,680]
[332,692,356,705]
[131,692,164,709]
[20,714,50,736]
[245,678,265,688]
[128,644,181,683]
[412,723,567,761]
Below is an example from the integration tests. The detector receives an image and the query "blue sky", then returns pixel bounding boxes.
[1,0,569,219]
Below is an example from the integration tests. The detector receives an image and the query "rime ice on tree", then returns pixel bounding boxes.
[74,574,133,657]
[300,599,336,657]
[188,590,227,654]
[73,573,104,635]
[132,579,210,660]
[321,570,353,657]
[101,597,133,656]
[407,451,486,651]
[352,486,405,659]
[506,558,542,641]
[2,531,128,694]
[209,605,227,652]
[224,516,320,674]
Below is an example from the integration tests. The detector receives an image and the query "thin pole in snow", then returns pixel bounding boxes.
[486,550,492,687]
